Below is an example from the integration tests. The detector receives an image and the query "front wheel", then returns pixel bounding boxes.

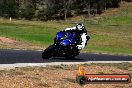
[42,45,55,59]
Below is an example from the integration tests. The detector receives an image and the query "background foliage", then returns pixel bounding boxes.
[0,0,131,20]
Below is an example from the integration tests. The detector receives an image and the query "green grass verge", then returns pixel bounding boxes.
[0,20,72,46]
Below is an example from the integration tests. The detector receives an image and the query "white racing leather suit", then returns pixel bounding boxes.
[64,27,89,50]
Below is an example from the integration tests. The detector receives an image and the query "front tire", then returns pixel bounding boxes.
[42,45,55,59]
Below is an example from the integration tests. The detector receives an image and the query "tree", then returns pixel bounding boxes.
[0,0,125,20]
[0,0,18,18]
[63,0,72,21]
[24,0,36,19]
[37,0,59,20]
[84,0,91,18]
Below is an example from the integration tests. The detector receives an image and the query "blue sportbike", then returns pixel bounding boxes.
[42,31,82,59]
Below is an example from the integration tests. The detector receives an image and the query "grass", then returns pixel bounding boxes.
[38,83,51,87]
[0,19,73,46]
[0,21,56,45]
[0,2,132,55]
[85,62,132,70]
[0,69,25,76]
[83,2,132,55]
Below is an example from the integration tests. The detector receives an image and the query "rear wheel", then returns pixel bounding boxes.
[42,45,55,59]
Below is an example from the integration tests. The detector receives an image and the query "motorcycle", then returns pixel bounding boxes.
[42,31,89,59]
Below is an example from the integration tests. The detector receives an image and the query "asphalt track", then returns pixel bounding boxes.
[0,49,132,69]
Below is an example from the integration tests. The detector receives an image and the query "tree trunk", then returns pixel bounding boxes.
[63,0,68,22]
[64,9,67,21]
[86,3,91,18]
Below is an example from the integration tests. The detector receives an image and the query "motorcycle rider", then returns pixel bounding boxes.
[64,23,90,50]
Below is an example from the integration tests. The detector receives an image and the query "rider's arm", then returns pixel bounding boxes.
[64,27,76,31]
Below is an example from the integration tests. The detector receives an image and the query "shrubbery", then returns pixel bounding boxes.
[0,0,131,20]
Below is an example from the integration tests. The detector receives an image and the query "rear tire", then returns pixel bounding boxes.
[42,45,55,59]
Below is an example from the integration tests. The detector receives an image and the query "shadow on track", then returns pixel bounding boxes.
[0,49,132,64]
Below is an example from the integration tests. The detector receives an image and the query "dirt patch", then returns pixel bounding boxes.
[0,64,131,88]
[0,37,16,43]
[0,36,43,50]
